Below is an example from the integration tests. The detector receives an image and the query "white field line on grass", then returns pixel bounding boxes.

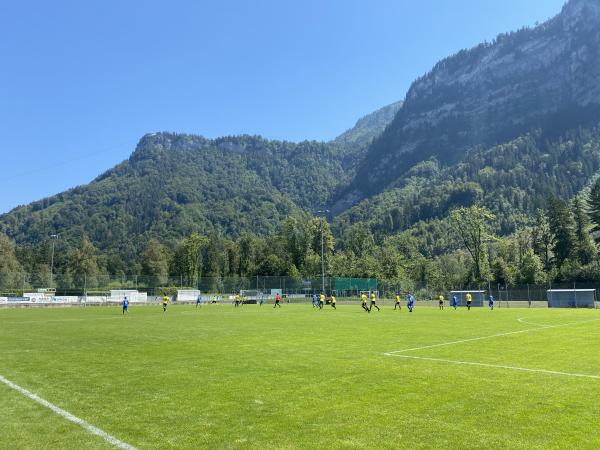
[384,317,600,380]
[2,316,126,325]
[516,317,558,327]
[384,317,600,355]
[386,354,600,380]
[0,375,137,450]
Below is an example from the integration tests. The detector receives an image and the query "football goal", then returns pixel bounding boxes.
[240,290,263,304]
[177,289,201,302]
[449,290,486,307]
[547,289,596,308]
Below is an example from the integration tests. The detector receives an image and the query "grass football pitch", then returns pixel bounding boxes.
[1,303,600,449]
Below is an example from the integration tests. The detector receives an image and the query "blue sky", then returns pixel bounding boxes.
[0,0,566,214]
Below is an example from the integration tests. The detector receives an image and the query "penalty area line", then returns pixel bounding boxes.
[386,354,600,380]
[0,374,137,450]
[384,317,600,355]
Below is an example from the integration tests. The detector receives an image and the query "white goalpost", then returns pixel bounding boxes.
[547,289,596,308]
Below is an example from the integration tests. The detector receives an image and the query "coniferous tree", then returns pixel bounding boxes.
[531,209,554,272]
[572,198,595,265]
[547,197,576,267]
[588,183,600,240]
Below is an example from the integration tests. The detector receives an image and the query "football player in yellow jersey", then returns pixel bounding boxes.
[319,293,325,310]
[234,294,240,308]
[361,293,369,312]
[162,295,169,312]
[394,294,402,310]
[369,292,380,312]
[330,294,336,310]
[439,295,444,310]
[466,292,473,311]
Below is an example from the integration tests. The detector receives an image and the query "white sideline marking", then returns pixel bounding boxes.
[516,317,556,327]
[384,318,600,355]
[0,374,137,450]
[384,317,600,379]
[386,354,600,379]
[3,317,124,325]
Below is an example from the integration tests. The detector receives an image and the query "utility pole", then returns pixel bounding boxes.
[49,234,59,288]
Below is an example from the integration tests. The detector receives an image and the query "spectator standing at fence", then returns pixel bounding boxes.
[394,294,402,310]
[466,292,472,310]
[407,293,415,312]
[122,296,129,315]
[274,292,282,308]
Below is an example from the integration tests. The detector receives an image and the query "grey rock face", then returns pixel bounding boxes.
[347,0,600,200]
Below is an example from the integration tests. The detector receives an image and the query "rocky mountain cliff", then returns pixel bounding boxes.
[336,0,600,207]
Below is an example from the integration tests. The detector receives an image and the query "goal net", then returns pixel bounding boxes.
[547,289,596,308]
[240,290,263,303]
[177,289,201,302]
[449,291,486,307]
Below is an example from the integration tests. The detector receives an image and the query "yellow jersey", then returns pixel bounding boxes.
[331,296,336,303]
[320,294,325,302]
[370,293,376,302]
[162,296,169,305]
[439,296,444,302]
[396,295,400,303]
[466,293,472,302]
[361,294,367,303]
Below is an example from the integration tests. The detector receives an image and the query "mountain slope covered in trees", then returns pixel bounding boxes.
[2,0,600,287]
[335,0,600,207]
[0,101,400,262]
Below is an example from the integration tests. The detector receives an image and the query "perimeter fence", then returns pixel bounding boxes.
[0,272,598,305]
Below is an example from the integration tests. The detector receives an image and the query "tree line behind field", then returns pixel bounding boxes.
[2,185,600,294]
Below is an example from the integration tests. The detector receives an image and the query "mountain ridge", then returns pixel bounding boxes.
[334,0,600,209]
[3,0,600,267]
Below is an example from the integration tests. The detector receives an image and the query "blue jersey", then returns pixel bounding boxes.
[408,295,414,305]
[123,299,129,308]
[452,296,458,305]
[489,295,494,304]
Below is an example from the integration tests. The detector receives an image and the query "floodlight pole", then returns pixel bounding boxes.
[316,210,329,294]
[49,234,58,288]
[321,221,325,294]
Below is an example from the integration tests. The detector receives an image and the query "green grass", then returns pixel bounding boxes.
[1,303,600,449]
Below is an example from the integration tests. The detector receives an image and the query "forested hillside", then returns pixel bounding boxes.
[335,0,600,206]
[0,101,399,263]
[2,0,600,290]
[334,125,600,252]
